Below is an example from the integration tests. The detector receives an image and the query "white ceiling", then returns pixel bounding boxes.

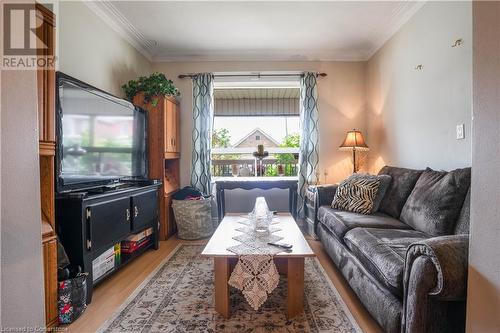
[86,1,426,62]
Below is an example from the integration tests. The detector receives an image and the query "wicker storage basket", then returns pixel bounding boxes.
[172,198,214,240]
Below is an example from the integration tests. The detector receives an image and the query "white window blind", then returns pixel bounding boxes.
[214,88,300,116]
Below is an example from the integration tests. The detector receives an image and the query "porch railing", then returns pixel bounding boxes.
[211,147,299,177]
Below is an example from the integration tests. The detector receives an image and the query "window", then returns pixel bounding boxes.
[211,87,300,178]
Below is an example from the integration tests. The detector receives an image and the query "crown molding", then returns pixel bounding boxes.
[366,0,427,60]
[151,50,368,63]
[84,1,154,61]
[85,0,425,63]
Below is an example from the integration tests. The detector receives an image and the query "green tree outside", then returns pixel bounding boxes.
[211,128,240,160]
[212,128,231,148]
[265,133,300,176]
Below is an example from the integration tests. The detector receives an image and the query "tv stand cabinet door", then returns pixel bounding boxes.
[86,197,131,252]
[131,189,158,232]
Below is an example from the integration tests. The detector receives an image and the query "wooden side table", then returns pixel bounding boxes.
[304,185,319,238]
[304,184,338,238]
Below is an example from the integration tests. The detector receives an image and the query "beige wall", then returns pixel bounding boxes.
[152,61,366,186]
[0,70,46,327]
[466,2,500,332]
[58,1,152,97]
[366,1,472,172]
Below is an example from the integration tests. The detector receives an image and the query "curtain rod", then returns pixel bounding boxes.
[177,72,327,79]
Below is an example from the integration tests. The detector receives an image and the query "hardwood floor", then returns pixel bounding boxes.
[65,236,383,333]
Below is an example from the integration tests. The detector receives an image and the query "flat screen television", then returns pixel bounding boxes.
[56,72,147,193]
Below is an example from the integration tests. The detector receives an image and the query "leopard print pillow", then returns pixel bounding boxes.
[331,176,381,215]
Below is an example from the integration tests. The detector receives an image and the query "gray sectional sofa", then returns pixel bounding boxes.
[314,166,471,333]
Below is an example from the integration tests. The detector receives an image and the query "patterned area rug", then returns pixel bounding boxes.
[98,245,361,333]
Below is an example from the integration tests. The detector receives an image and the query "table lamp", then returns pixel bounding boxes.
[339,129,369,173]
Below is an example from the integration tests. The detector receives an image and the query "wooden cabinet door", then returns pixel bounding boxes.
[131,189,159,232]
[86,197,131,253]
[165,100,175,153]
[164,99,180,154]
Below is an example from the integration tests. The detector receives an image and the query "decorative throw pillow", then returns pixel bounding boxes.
[331,176,381,215]
[349,173,392,213]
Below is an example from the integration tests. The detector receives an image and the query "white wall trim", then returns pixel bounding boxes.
[366,0,427,60]
[84,1,154,61]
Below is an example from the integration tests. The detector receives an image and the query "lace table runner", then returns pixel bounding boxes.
[227,217,285,310]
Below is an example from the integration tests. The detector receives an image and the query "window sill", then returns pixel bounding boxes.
[212,176,298,182]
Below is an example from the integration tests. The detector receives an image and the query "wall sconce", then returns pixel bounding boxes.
[452,39,463,47]
[414,64,423,70]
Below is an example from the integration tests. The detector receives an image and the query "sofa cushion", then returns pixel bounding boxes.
[317,206,411,239]
[378,166,424,218]
[344,227,428,296]
[332,176,381,214]
[400,167,471,236]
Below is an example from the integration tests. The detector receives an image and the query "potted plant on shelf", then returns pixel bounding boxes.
[122,72,180,106]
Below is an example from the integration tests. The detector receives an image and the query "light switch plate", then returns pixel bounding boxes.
[456,124,465,140]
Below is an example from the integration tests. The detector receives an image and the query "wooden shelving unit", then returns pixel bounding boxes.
[36,3,58,328]
[133,94,181,240]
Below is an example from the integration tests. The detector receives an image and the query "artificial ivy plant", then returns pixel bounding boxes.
[122,72,180,106]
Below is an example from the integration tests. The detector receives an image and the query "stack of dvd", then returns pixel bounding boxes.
[121,228,153,254]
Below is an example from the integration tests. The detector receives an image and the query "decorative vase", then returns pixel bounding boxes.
[231,164,239,177]
[251,197,272,233]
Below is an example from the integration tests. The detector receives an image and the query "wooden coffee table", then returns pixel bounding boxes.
[201,213,315,319]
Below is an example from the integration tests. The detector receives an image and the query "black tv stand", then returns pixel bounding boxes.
[56,180,161,303]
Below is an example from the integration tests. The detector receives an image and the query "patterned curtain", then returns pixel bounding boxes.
[190,73,214,195]
[297,72,320,218]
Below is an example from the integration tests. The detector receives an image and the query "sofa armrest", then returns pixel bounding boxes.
[402,235,468,333]
[317,184,338,207]
[404,235,469,300]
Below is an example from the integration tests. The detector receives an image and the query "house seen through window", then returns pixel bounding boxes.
[212,87,300,177]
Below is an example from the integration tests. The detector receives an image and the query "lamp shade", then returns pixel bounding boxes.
[339,129,369,151]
